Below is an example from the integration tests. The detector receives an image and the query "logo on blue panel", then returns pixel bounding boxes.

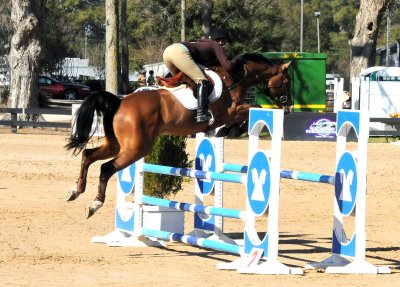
[335,152,358,216]
[195,139,215,196]
[117,163,136,194]
[247,151,270,216]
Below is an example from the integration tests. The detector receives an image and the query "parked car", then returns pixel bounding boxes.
[38,75,91,100]
[0,74,9,86]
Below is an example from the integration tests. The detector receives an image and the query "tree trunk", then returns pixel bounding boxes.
[8,0,45,118]
[349,0,388,79]
[105,0,119,94]
[202,0,213,39]
[181,0,186,42]
[120,0,129,94]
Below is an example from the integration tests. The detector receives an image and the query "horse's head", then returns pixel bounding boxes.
[241,54,294,113]
[265,61,293,113]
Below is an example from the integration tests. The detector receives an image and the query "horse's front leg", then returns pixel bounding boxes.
[212,103,251,137]
[233,103,251,122]
[223,103,251,127]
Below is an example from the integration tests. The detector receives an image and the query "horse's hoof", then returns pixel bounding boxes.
[65,190,80,202]
[85,201,103,219]
[85,206,96,219]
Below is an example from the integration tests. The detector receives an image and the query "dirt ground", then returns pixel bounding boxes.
[0,128,399,287]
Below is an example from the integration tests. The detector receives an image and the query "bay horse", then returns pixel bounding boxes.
[65,53,292,218]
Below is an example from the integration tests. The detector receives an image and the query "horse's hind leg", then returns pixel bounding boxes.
[86,140,155,219]
[85,154,134,219]
[65,140,119,202]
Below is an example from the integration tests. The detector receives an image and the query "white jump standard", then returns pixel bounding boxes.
[91,108,390,275]
[305,110,390,274]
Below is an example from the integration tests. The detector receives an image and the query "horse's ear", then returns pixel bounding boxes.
[281,61,292,71]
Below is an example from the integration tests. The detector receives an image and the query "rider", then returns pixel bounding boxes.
[163,28,243,123]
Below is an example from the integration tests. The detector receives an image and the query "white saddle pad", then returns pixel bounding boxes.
[160,69,223,110]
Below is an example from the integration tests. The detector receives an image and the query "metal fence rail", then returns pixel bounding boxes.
[370,117,400,137]
[0,107,71,133]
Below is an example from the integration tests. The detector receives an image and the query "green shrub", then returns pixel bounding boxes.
[144,135,192,198]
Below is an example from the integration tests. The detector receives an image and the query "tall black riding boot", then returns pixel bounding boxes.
[196,80,210,123]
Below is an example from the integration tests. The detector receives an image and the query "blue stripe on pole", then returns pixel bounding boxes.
[141,228,242,255]
[143,163,244,184]
[222,163,248,173]
[141,195,244,219]
[221,162,334,185]
[280,170,334,184]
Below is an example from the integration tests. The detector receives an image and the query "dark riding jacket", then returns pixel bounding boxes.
[182,39,242,73]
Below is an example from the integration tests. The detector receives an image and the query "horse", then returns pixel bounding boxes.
[65,53,292,219]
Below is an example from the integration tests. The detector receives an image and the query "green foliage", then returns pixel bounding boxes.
[212,0,285,54]
[3,0,400,85]
[39,1,106,72]
[144,135,192,198]
[0,0,11,55]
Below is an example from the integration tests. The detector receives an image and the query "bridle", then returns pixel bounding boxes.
[255,66,291,107]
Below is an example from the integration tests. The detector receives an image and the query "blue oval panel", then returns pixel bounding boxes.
[335,152,358,216]
[195,138,215,196]
[247,151,271,216]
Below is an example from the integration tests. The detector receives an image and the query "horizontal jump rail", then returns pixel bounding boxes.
[280,170,334,184]
[221,163,334,185]
[142,163,246,184]
[141,195,246,220]
[141,228,243,255]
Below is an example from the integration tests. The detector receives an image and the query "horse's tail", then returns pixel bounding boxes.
[65,91,121,155]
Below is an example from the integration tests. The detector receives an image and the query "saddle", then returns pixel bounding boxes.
[156,71,215,97]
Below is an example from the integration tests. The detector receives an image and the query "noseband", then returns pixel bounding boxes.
[257,67,290,106]
[267,72,290,105]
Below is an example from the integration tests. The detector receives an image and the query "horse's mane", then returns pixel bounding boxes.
[241,53,273,64]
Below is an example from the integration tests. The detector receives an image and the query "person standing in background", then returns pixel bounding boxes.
[147,70,155,86]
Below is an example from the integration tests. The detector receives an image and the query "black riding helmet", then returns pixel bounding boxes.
[209,28,231,42]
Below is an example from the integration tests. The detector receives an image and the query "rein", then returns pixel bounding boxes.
[225,66,248,92]
[214,66,248,104]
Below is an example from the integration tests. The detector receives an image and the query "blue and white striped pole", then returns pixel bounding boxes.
[280,170,334,185]
[141,228,243,255]
[221,163,334,185]
[142,163,246,184]
[141,195,246,220]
